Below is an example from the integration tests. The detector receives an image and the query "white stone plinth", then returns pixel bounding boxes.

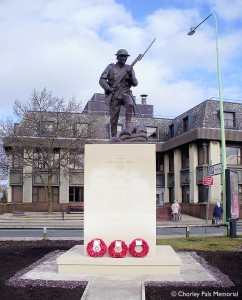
[57,143,182,276]
[57,245,182,276]
[83,144,156,257]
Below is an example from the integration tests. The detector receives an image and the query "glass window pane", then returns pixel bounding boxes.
[226,147,238,164]
[224,112,235,127]
[76,123,88,137]
[117,125,123,136]
[147,126,158,141]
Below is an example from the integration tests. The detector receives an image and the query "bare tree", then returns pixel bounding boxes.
[2,88,91,214]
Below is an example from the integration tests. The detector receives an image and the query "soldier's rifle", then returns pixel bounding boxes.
[105,38,156,109]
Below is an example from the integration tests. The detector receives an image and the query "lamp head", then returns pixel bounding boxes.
[187,27,196,35]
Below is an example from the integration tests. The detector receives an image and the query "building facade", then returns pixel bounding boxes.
[4,93,242,210]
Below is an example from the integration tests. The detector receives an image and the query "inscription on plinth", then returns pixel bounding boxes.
[84,144,156,256]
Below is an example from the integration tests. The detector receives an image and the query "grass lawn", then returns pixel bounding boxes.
[157,236,242,251]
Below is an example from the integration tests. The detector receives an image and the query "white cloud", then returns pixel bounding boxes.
[0,0,241,120]
[210,0,242,22]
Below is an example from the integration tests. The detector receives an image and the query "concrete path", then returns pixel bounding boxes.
[82,278,142,300]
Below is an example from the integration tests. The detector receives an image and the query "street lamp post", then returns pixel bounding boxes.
[188,13,227,236]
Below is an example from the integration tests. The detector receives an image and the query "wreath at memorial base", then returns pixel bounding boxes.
[129,238,149,258]
[86,238,107,257]
[108,240,128,258]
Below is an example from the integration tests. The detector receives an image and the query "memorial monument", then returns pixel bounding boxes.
[57,43,182,276]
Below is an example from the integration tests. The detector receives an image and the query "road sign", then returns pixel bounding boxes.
[210,163,222,176]
[203,176,214,186]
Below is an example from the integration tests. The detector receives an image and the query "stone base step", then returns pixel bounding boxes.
[57,245,182,276]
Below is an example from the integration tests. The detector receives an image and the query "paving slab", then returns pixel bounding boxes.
[83,278,142,300]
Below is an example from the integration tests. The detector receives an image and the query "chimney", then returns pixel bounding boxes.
[140,94,148,105]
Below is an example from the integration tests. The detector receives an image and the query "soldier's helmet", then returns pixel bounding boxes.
[115,49,130,56]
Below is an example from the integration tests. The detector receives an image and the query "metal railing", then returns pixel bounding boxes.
[156,223,229,238]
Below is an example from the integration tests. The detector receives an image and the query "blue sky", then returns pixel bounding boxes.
[0,0,242,119]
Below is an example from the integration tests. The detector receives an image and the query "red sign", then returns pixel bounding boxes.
[203,176,213,186]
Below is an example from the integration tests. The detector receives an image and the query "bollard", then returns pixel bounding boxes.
[43,226,47,240]
[230,221,237,238]
[186,226,190,238]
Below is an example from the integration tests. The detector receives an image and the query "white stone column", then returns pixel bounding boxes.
[189,144,198,203]
[209,141,221,204]
[174,149,182,201]
[163,153,169,203]
[59,150,69,204]
[59,172,69,204]
[22,149,33,203]
[7,154,12,203]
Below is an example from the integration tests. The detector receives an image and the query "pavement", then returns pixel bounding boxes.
[0,211,234,240]
[0,212,238,299]
[0,211,205,229]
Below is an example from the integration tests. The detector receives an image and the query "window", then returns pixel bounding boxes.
[180,169,190,185]
[224,146,242,165]
[69,151,84,170]
[10,170,23,185]
[69,187,84,202]
[34,152,47,169]
[33,172,59,186]
[12,152,23,168]
[33,149,59,169]
[182,115,195,133]
[42,121,56,136]
[169,124,174,138]
[156,174,164,188]
[169,187,174,203]
[167,172,175,187]
[146,126,158,141]
[169,151,174,172]
[196,166,209,184]
[181,146,189,169]
[198,143,208,165]
[182,186,190,203]
[117,125,123,136]
[156,153,164,171]
[183,117,188,132]
[224,112,235,128]
[169,122,181,138]
[75,123,88,138]
[198,185,208,203]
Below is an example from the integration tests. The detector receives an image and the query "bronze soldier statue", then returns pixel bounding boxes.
[99,49,138,138]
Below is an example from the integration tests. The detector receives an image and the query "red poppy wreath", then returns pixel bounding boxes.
[86,238,107,257]
[129,238,149,258]
[108,240,128,258]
